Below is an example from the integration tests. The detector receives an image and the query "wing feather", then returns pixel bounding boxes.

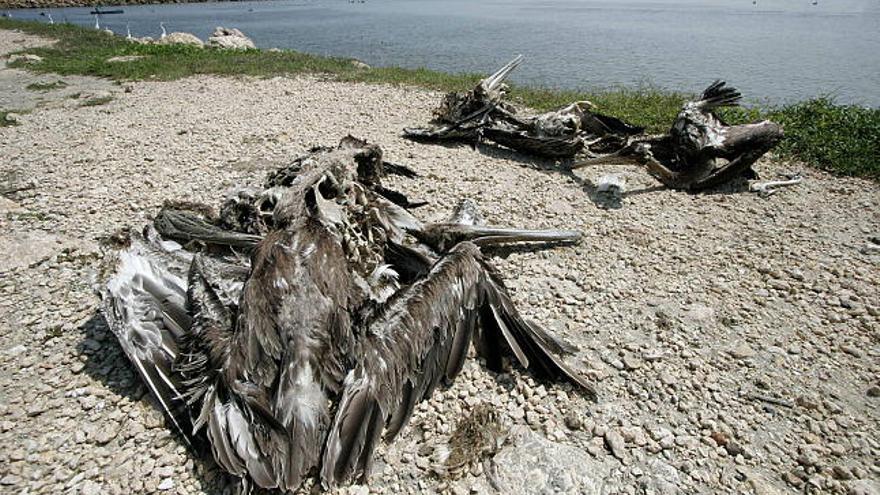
[102,234,194,444]
[321,242,593,488]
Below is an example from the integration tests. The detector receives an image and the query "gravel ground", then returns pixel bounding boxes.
[1,29,879,495]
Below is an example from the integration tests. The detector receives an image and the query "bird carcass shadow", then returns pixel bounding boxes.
[76,311,235,493]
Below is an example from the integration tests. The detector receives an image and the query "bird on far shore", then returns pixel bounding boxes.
[126,22,132,40]
[94,15,100,30]
[159,22,167,39]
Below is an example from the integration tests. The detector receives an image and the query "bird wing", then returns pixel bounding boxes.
[102,232,194,444]
[321,242,593,488]
[696,80,742,110]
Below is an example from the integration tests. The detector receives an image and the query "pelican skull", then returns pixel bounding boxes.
[101,137,593,493]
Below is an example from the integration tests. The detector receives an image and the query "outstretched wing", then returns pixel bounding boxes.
[102,232,194,443]
[321,242,593,488]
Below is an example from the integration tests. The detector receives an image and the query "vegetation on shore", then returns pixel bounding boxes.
[2,18,877,179]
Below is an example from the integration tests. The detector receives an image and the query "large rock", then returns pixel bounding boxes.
[7,53,42,64]
[158,32,204,48]
[486,426,612,494]
[207,27,256,50]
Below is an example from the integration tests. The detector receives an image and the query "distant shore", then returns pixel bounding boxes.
[1,0,221,9]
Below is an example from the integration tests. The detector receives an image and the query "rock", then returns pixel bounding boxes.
[839,344,863,358]
[106,55,146,63]
[729,343,756,360]
[867,386,880,398]
[348,485,369,495]
[78,90,113,101]
[80,480,102,495]
[604,430,627,463]
[158,32,204,48]
[622,353,642,370]
[351,59,371,69]
[847,479,880,495]
[7,53,42,64]
[638,459,680,495]
[563,413,582,431]
[157,478,174,491]
[487,426,612,494]
[744,468,788,495]
[207,27,256,50]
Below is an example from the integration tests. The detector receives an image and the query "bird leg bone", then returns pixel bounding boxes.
[750,175,803,197]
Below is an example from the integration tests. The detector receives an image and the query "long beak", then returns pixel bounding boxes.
[569,152,638,170]
[467,226,582,246]
[483,54,524,91]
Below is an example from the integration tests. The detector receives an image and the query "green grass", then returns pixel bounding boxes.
[25,80,68,91]
[768,98,880,178]
[1,18,877,179]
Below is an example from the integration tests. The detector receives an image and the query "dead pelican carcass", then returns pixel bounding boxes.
[574,81,784,192]
[404,55,643,158]
[101,137,593,493]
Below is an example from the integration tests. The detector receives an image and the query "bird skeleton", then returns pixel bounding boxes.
[572,81,785,192]
[101,137,593,493]
[404,55,643,158]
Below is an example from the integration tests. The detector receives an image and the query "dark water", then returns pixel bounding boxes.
[8,0,880,106]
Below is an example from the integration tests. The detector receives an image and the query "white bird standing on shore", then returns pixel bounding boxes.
[159,22,167,39]
[94,14,100,30]
[47,12,54,24]
[126,22,132,40]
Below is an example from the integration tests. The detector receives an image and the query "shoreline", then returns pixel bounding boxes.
[1,18,877,180]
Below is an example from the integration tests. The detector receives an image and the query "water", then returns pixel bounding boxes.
[8,0,880,106]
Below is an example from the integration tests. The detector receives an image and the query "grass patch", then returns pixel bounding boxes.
[25,80,68,91]
[1,18,877,179]
[769,98,880,179]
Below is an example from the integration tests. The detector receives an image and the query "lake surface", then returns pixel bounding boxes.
[8,0,880,106]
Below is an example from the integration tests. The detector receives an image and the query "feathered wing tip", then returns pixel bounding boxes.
[101,233,195,444]
[477,259,597,401]
[321,243,595,489]
[697,80,742,109]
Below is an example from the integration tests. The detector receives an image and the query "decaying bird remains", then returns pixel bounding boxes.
[406,56,784,192]
[101,137,594,493]
[573,80,785,192]
[404,55,643,158]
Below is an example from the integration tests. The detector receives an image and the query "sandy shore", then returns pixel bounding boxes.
[1,28,879,495]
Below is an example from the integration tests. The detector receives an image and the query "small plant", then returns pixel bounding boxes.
[25,80,68,91]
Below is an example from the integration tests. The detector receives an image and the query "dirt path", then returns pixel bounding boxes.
[1,27,878,495]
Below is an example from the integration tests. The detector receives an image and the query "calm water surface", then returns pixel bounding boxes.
[9,0,880,106]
